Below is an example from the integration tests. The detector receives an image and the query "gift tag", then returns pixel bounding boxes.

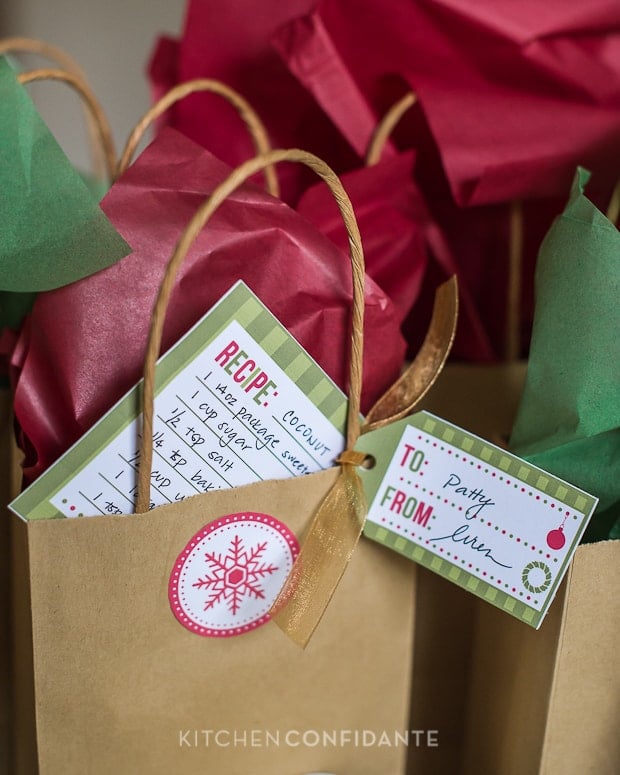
[357,412,598,628]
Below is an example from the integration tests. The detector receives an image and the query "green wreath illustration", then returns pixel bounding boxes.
[521,560,552,594]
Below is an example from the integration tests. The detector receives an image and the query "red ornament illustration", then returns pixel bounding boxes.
[546,525,566,550]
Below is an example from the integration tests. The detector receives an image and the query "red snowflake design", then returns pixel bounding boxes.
[169,512,299,638]
[192,533,279,616]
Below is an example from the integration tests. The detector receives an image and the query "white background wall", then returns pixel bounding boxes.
[1,0,186,170]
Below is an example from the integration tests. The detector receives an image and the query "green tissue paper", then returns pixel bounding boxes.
[0,56,130,304]
[511,168,620,542]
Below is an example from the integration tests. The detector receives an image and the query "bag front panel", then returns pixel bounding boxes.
[25,469,415,774]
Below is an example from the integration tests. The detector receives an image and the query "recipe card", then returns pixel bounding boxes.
[11,281,347,521]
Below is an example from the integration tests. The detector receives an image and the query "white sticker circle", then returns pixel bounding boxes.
[169,512,299,637]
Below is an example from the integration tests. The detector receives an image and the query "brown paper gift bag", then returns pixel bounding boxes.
[459,178,620,775]
[0,388,13,775]
[416,300,619,773]
[461,538,620,775]
[409,362,526,775]
[0,45,123,775]
[363,93,530,774]
[14,472,415,775]
[9,147,461,774]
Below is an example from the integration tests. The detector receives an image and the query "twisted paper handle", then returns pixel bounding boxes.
[367,89,523,361]
[1,36,107,177]
[365,91,417,167]
[606,180,620,225]
[134,147,457,646]
[117,79,279,196]
[135,148,365,513]
[17,67,116,182]
[270,274,457,646]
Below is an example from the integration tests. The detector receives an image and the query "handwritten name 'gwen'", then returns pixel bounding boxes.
[430,523,512,568]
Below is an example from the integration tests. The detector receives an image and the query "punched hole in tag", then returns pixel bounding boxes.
[360,453,376,470]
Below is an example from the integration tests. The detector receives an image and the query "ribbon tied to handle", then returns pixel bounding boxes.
[270,276,458,647]
[134,145,458,648]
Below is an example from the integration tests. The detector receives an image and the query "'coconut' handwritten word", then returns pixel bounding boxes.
[281,411,331,458]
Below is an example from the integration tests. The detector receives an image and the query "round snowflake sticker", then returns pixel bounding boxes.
[169,512,299,637]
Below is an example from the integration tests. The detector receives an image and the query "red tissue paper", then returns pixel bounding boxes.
[296,151,492,360]
[148,0,359,205]
[148,3,492,358]
[11,129,406,484]
[311,0,620,206]
[151,1,620,359]
[275,1,620,354]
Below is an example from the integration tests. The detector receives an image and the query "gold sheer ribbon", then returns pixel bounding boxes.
[135,145,458,647]
[271,277,458,647]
